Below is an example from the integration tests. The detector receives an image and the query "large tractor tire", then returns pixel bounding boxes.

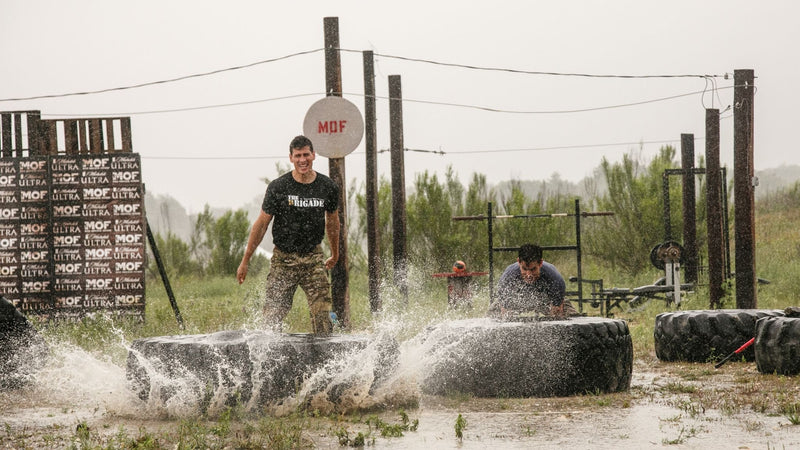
[755,316,800,375]
[126,330,398,412]
[654,309,784,362]
[417,317,632,397]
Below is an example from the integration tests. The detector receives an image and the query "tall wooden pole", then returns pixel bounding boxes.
[323,17,350,325]
[733,69,756,308]
[705,108,725,307]
[681,133,697,284]
[363,50,381,312]
[389,74,408,303]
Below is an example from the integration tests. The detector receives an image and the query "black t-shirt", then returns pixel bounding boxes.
[262,171,339,253]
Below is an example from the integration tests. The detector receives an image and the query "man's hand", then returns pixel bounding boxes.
[324,254,338,270]
[550,303,566,318]
[236,261,248,284]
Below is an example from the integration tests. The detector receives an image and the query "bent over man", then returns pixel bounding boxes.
[489,243,578,318]
[237,135,339,334]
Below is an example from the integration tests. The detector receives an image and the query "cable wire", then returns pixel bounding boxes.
[0,48,324,102]
[343,48,728,79]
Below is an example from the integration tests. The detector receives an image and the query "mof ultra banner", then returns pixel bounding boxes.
[0,154,145,320]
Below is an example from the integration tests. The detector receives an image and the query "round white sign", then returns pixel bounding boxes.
[302,96,364,158]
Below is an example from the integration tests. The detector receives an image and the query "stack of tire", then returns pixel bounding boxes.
[654,308,800,375]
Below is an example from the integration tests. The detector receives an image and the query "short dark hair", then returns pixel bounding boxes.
[518,244,543,263]
[289,135,314,154]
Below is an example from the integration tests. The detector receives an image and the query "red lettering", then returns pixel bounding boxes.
[317,120,348,134]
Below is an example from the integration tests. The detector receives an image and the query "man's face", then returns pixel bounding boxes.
[290,145,315,174]
[519,259,542,284]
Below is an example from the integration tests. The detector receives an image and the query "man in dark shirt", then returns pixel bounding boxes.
[237,135,339,334]
[489,243,577,318]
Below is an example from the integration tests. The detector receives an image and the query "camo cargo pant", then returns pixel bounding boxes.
[263,245,332,334]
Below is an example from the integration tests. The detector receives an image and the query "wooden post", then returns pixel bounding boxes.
[323,16,350,325]
[705,109,725,307]
[1,113,11,158]
[681,134,697,284]
[389,74,408,303]
[733,69,756,308]
[363,50,381,312]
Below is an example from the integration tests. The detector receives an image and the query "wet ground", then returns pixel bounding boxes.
[2,353,799,449]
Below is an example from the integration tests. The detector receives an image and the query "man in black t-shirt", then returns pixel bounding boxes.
[237,135,339,334]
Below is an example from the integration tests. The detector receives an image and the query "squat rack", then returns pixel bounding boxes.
[452,198,613,311]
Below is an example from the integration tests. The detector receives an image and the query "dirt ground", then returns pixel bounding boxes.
[2,354,799,449]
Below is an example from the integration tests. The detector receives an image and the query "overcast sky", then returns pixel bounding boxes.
[2,1,797,212]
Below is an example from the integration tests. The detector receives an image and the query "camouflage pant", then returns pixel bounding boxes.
[263,245,332,334]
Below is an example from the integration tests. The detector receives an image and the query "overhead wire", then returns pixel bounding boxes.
[0,48,324,102]
[38,85,737,118]
[342,48,728,80]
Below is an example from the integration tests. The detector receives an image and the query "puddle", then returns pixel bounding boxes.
[2,327,800,449]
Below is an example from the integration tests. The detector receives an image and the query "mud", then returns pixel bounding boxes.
[2,350,799,449]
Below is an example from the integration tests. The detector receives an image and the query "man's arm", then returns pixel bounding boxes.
[236,210,272,284]
[324,209,340,270]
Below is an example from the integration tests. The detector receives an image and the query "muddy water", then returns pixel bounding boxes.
[2,336,799,449]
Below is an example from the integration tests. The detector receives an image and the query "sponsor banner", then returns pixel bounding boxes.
[0,153,145,319]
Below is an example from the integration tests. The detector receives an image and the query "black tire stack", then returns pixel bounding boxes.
[654,309,784,362]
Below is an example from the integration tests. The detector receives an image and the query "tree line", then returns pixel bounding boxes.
[147,145,800,285]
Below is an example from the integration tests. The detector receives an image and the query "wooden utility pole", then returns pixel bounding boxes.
[733,69,756,308]
[681,133,697,284]
[323,17,350,325]
[363,50,381,312]
[705,108,725,307]
[389,74,408,303]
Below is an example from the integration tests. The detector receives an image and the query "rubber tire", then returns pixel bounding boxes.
[654,309,784,362]
[418,317,633,397]
[126,330,398,411]
[755,316,800,375]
